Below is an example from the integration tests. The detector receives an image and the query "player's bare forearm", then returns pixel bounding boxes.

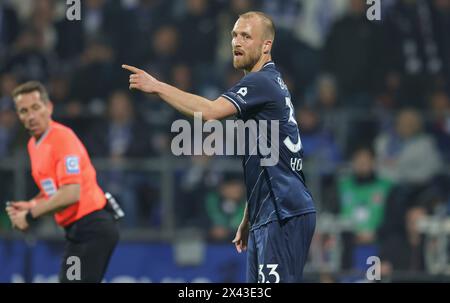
[241,203,249,226]
[122,64,237,120]
[157,82,218,120]
[30,184,80,218]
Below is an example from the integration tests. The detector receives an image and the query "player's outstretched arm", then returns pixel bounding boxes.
[122,64,237,121]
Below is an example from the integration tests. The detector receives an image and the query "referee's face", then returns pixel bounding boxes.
[15,91,53,139]
[231,17,264,71]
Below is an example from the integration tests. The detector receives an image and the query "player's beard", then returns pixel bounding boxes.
[233,48,262,72]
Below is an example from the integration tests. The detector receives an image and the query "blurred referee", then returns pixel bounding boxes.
[5,81,120,283]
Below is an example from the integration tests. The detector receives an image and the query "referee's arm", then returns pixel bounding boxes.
[29,184,80,219]
[122,64,237,121]
[10,191,46,211]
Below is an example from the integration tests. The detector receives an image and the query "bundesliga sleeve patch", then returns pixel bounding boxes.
[41,178,57,196]
[65,156,80,174]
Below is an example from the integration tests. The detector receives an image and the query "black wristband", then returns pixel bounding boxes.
[25,210,38,225]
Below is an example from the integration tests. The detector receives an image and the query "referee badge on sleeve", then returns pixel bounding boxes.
[65,156,80,174]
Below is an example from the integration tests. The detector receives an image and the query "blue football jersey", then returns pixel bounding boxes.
[222,61,316,230]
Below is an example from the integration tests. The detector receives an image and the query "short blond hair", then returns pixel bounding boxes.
[239,11,275,41]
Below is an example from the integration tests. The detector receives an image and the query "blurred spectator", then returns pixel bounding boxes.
[297,105,342,213]
[133,0,172,34]
[338,147,392,269]
[131,0,173,63]
[372,73,403,145]
[83,0,109,40]
[375,108,443,184]
[56,0,134,62]
[376,107,447,276]
[205,174,245,242]
[170,63,194,92]
[0,92,18,158]
[297,105,342,176]
[380,206,427,273]
[0,73,27,155]
[29,0,57,53]
[293,0,348,50]
[270,26,321,93]
[313,74,347,142]
[382,0,447,107]
[0,1,20,60]
[0,73,26,212]
[261,0,301,30]
[322,0,383,104]
[139,24,181,82]
[339,148,392,240]
[427,90,450,162]
[432,0,450,89]
[47,73,71,116]
[175,154,224,228]
[3,27,51,83]
[68,38,119,113]
[86,90,155,157]
[86,91,157,227]
[177,0,218,66]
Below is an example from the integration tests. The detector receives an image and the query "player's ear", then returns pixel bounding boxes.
[263,40,272,54]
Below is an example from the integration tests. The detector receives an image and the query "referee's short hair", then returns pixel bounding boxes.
[12,81,50,103]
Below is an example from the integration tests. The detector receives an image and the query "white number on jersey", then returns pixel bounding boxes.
[283,97,302,153]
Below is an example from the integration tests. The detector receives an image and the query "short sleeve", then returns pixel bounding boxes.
[55,133,82,186]
[221,73,270,119]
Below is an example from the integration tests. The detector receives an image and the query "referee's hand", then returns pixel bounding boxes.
[10,200,36,211]
[122,64,160,94]
[5,205,17,229]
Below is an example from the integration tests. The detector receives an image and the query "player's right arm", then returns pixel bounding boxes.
[233,203,250,253]
[122,64,237,121]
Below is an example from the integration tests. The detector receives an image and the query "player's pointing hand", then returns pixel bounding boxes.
[122,64,160,94]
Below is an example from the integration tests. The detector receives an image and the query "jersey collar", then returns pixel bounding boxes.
[262,61,275,69]
[34,120,54,147]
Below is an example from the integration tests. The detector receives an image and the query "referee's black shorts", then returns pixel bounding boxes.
[59,208,119,283]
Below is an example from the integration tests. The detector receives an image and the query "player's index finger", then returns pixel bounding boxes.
[122,64,141,73]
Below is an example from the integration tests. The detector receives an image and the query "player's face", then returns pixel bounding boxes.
[231,17,264,71]
[15,91,53,138]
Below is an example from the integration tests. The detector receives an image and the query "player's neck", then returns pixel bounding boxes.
[245,55,272,74]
